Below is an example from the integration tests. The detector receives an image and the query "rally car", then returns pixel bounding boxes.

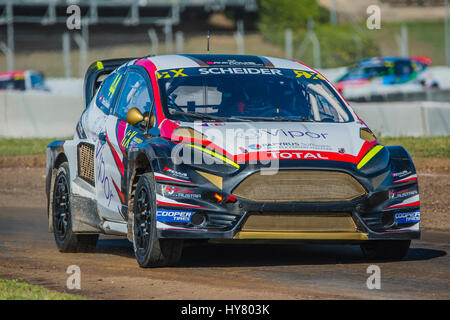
[46,54,420,267]
[335,56,430,95]
[0,70,49,91]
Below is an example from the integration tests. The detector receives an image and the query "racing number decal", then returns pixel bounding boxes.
[156,68,187,79]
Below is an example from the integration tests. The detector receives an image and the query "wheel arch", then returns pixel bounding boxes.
[126,149,158,241]
[46,141,68,232]
[386,145,417,173]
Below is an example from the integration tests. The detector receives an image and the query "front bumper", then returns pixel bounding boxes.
[153,158,420,242]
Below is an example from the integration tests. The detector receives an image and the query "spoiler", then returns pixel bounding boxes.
[83,57,139,107]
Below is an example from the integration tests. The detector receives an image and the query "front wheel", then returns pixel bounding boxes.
[52,162,98,252]
[132,172,183,267]
[360,240,411,260]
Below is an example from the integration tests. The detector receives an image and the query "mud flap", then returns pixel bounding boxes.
[70,195,102,233]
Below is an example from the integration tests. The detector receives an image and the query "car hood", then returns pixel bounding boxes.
[168,120,371,163]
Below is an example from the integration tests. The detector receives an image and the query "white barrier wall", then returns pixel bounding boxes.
[0,91,83,138]
[0,91,449,138]
[351,101,450,137]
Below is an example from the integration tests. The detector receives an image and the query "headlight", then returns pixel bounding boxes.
[360,127,377,142]
[172,127,206,142]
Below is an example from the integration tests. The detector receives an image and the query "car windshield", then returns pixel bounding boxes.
[342,65,389,80]
[158,68,353,123]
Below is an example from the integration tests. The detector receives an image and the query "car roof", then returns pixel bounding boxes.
[145,54,316,72]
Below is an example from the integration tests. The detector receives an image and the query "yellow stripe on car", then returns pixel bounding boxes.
[96,61,104,70]
[357,145,384,170]
[188,144,240,168]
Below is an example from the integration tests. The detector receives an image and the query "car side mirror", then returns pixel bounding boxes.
[126,108,144,126]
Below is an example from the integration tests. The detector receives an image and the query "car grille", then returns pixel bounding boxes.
[78,143,95,185]
[232,170,366,202]
[241,212,357,233]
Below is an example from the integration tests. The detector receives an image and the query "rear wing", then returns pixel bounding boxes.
[83,57,138,107]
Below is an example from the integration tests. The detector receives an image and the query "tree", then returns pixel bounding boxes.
[259,0,322,32]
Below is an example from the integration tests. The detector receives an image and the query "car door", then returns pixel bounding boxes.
[92,68,126,222]
[98,67,154,222]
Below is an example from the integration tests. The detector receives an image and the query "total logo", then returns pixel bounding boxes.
[266,151,328,160]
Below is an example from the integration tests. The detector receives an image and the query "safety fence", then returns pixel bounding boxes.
[0,91,449,138]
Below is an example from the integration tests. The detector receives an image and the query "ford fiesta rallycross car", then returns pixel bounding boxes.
[46,54,420,267]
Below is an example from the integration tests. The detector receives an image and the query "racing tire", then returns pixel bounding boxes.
[132,172,183,268]
[52,162,98,253]
[360,240,411,260]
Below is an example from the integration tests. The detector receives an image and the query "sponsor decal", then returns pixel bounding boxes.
[235,129,328,139]
[389,188,418,199]
[163,167,190,180]
[247,142,332,151]
[121,130,138,149]
[162,186,201,199]
[156,68,187,79]
[156,209,194,223]
[248,144,262,150]
[205,59,265,67]
[95,141,114,207]
[394,210,420,224]
[385,194,420,209]
[198,67,283,76]
[263,129,328,139]
[293,70,325,80]
[338,148,345,154]
[201,122,225,127]
[392,170,412,179]
[266,151,328,160]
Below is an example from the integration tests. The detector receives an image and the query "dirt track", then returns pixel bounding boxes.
[0,157,449,299]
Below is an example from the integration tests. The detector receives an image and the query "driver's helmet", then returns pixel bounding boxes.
[237,80,271,115]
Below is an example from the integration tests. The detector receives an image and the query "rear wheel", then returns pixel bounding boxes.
[52,162,98,252]
[360,240,411,260]
[132,172,183,267]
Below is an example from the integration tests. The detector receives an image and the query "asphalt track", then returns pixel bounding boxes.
[0,206,448,300]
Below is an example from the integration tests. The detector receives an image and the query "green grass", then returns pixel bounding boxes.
[379,136,449,159]
[0,279,87,300]
[0,137,61,156]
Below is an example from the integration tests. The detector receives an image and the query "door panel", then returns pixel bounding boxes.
[95,115,127,221]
